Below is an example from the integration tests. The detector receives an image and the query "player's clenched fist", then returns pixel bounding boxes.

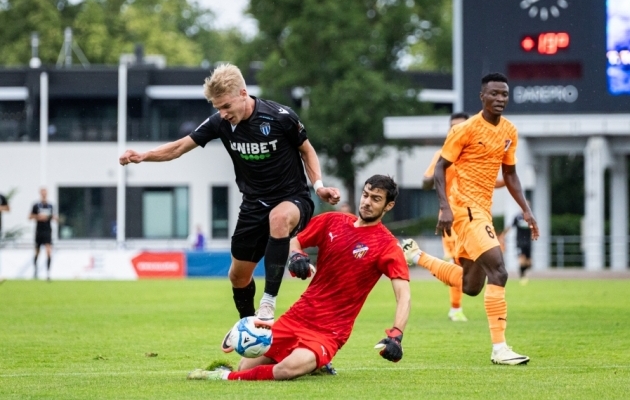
[287,250,315,280]
[119,149,144,165]
[374,327,403,362]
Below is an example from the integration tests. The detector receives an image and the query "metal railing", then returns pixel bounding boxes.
[550,235,583,267]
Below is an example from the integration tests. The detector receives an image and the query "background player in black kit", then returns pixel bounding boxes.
[29,188,57,281]
[119,63,340,329]
[0,191,9,239]
[502,203,533,285]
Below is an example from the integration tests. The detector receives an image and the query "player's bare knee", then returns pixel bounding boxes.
[487,267,508,286]
[268,213,293,237]
[463,283,483,296]
[228,269,251,287]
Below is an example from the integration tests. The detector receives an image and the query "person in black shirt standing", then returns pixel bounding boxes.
[502,204,532,285]
[29,188,57,281]
[119,63,341,332]
[0,192,9,239]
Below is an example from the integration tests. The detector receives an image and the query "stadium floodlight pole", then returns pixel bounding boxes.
[452,0,464,112]
[39,72,48,186]
[116,63,127,248]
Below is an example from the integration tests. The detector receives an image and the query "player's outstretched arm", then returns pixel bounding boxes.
[502,164,539,240]
[119,136,198,165]
[298,139,340,205]
[390,278,410,333]
[374,278,410,362]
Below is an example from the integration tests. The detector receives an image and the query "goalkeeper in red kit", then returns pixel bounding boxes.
[188,175,411,381]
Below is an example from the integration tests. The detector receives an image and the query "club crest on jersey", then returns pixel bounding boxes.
[504,139,512,151]
[260,122,271,136]
[353,243,369,259]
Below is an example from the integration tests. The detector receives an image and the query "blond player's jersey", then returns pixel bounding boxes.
[424,150,457,198]
[441,112,518,212]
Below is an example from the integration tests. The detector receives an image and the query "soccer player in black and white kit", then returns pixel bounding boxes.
[29,188,57,281]
[119,63,340,330]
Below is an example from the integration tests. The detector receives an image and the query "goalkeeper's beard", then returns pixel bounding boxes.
[359,208,384,223]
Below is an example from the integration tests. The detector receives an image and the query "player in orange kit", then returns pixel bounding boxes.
[404,73,538,365]
[422,112,470,322]
[423,112,507,322]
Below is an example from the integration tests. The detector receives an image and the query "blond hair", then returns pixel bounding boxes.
[203,63,246,102]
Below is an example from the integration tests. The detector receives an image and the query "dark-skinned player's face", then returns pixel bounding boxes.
[358,184,394,223]
[480,81,509,116]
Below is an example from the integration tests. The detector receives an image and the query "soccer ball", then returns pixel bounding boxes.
[228,316,273,358]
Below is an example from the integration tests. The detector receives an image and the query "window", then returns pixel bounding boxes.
[393,188,439,221]
[48,99,118,142]
[126,186,189,238]
[211,186,229,238]
[0,101,27,142]
[58,187,117,238]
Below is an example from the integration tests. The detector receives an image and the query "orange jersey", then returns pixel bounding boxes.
[441,112,517,212]
[423,150,457,198]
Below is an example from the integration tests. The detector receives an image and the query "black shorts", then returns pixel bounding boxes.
[231,194,314,263]
[35,231,52,247]
[517,242,531,259]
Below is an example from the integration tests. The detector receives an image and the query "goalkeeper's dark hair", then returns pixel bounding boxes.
[364,175,398,204]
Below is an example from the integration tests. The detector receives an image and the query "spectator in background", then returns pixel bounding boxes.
[190,225,207,251]
[0,191,9,239]
[29,188,57,281]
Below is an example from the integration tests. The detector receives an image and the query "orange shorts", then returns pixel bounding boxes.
[265,314,337,368]
[451,204,500,261]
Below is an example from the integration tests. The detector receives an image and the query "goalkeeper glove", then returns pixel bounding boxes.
[374,327,403,362]
[401,238,422,266]
[287,250,314,280]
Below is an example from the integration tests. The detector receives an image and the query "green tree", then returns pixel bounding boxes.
[72,0,121,64]
[0,0,64,66]
[119,0,203,65]
[403,0,452,72]
[0,0,242,67]
[248,0,444,206]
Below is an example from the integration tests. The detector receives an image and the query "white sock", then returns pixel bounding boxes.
[492,342,507,351]
[260,293,276,307]
[449,307,462,314]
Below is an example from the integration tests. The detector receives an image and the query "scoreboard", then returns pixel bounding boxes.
[462,0,630,114]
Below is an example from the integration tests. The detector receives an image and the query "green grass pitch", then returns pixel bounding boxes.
[1,276,629,399]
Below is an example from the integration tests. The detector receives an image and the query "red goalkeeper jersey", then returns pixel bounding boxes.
[285,212,409,348]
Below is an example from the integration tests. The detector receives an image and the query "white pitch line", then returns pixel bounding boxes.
[0,364,628,378]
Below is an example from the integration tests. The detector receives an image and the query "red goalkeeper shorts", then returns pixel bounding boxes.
[265,315,338,368]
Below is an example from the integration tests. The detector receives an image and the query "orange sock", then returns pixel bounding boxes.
[449,285,462,309]
[418,252,462,290]
[484,284,507,344]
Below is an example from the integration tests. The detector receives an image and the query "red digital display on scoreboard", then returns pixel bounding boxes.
[521,32,570,55]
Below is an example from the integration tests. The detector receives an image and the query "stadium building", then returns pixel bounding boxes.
[2,0,629,274]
